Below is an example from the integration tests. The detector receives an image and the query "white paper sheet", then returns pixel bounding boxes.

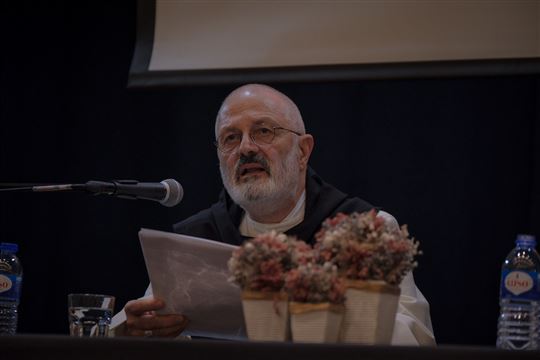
[138,228,246,340]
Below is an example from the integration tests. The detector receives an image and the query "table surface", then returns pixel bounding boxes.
[2,334,539,360]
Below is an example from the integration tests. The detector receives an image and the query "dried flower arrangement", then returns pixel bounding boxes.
[228,230,313,292]
[315,210,419,285]
[284,262,346,304]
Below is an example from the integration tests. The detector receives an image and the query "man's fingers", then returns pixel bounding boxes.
[124,298,165,316]
[123,297,189,338]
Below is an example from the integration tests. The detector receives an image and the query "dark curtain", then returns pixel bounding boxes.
[1,1,539,346]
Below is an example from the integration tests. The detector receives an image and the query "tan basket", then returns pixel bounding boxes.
[289,302,344,343]
[340,280,400,344]
[241,290,289,341]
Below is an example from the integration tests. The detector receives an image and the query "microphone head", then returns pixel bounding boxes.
[159,179,184,207]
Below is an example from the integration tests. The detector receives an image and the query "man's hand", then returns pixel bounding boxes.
[124,297,189,338]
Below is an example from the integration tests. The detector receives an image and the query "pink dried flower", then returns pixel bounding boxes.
[228,230,313,292]
[314,210,420,285]
[284,262,345,304]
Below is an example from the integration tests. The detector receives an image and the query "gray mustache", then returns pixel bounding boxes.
[236,153,271,177]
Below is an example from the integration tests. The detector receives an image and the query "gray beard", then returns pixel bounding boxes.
[220,149,299,216]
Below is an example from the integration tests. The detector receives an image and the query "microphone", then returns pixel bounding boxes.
[6,179,184,207]
[80,179,184,207]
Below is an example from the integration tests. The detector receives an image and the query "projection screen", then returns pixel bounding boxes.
[129,0,540,87]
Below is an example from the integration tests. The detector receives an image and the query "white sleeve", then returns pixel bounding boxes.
[377,211,436,346]
[392,271,436,345]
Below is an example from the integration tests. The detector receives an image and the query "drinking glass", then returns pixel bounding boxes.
[68,293,115,337]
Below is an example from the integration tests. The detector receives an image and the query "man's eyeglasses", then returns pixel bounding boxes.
[215,126,302,153]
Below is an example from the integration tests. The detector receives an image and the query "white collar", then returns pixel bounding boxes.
[239,190,306,237]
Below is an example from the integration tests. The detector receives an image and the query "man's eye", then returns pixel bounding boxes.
[222,133,240,144]
[254,127,273,137]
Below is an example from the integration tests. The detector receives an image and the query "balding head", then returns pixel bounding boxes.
[214,83,314,223]
[215,84,305,138]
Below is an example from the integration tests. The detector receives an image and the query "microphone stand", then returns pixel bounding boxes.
[0,179,183,206]
[0,181,155,200]
[0,184,85,193]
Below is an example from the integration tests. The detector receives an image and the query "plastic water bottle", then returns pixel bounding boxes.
[496,234,540,350]
[0,243,23,335]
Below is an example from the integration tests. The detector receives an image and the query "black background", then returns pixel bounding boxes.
[1,1,539,346]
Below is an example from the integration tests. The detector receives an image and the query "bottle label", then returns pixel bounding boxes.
[501,270,540,300]
[0,274,21,301]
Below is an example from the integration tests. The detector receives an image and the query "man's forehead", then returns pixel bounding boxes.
[215,84,304,137]
[216,99,288,131]
[218,116,280,132]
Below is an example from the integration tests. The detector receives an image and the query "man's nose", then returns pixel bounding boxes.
[236,132,259,155]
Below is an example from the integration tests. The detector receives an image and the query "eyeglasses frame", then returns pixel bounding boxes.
[214,126,302,153]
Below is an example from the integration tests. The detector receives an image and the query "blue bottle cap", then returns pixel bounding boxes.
[0,243,19,253]
[515,234,536,248]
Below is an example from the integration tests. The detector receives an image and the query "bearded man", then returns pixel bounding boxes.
[111,84,435,345]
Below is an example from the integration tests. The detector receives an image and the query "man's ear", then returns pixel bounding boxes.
[297,134,314,171]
